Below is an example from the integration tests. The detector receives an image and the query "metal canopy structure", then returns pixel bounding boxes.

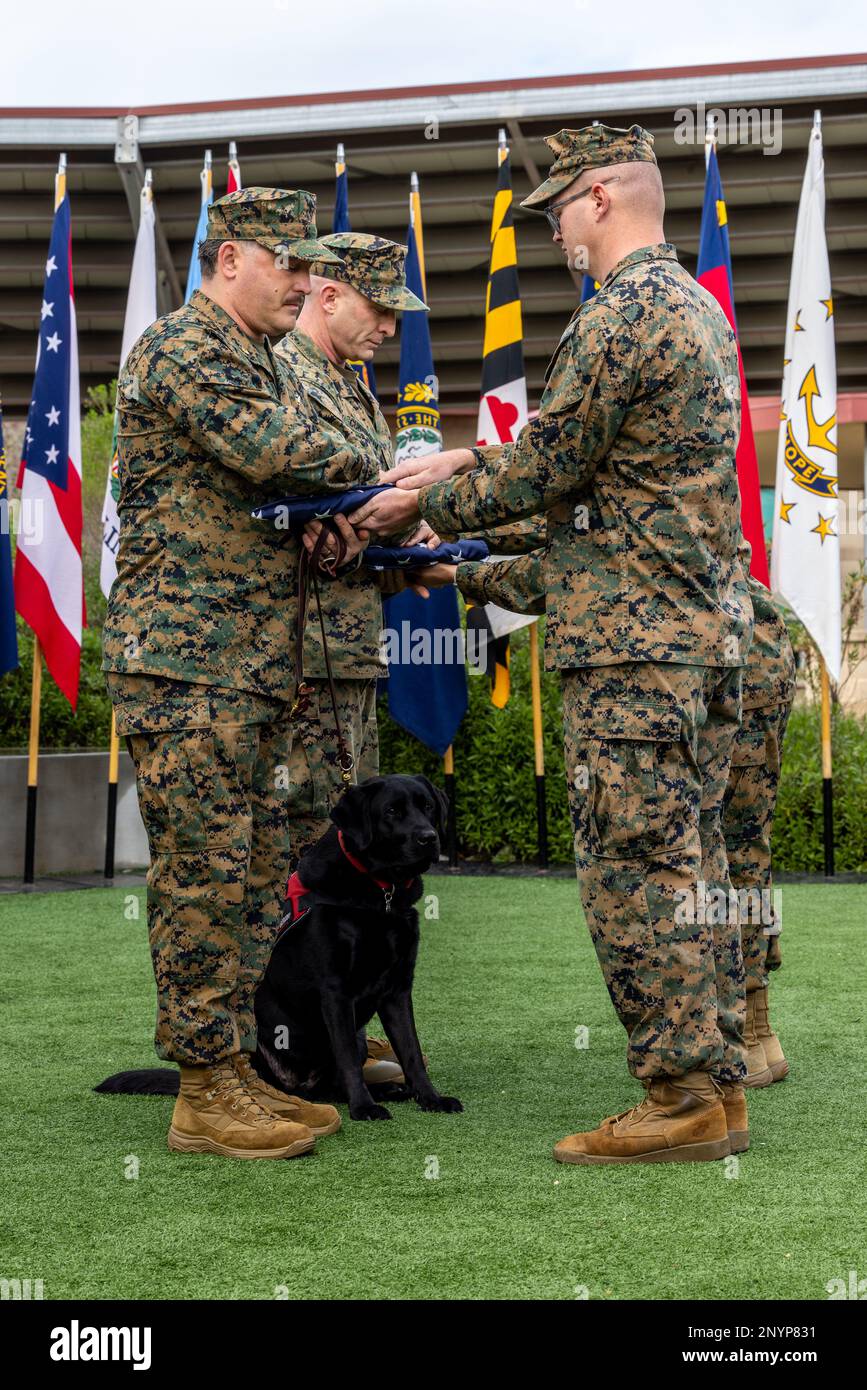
[1,52,865,452]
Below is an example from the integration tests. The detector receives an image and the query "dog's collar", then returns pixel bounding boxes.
[337,830,415,909]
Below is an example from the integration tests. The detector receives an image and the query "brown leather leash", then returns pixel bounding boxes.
[292,523,355,786]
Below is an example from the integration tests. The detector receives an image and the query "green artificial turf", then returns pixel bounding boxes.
[1,877,865,1301]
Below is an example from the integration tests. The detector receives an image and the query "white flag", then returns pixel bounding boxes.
[100,185,157,597]
[771,116,841,681]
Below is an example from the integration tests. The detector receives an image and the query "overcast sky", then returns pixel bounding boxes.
[4,0,866,108]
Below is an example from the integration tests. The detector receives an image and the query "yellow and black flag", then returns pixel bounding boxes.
[467,129,533,708]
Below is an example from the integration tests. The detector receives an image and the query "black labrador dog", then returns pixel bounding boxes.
[254,774,462,1121]
[97,774,461,1125]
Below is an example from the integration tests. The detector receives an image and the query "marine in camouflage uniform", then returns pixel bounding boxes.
[458,546,795,1091]
[103,189,373,1074]
[369,125,754,1161]
[723,573,796,1084]
[274,232,427,868]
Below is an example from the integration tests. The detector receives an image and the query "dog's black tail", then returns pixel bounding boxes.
[94,1069,179,1096]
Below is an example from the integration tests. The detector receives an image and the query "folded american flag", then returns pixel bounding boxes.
[251,485,488,569]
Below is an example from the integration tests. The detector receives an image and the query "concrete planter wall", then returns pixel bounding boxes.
[0,752,148,878]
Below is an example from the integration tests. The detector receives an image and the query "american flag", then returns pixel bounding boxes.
[14,171,83,708]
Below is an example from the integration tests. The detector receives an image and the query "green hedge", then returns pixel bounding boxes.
[5,613,867,872]
[3,386,866,872]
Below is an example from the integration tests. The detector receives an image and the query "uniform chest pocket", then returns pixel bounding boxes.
[305,385,345,424]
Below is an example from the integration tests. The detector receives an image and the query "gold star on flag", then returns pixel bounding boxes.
[793,310,804,332]
[820,296,833,319]
[811,513,835,544]
[779,499,796,524]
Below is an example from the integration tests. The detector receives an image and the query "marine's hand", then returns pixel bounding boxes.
[402,520,441,548]
[348,487,421,537]
[405,562,459,599]
[303,514,368,570]
[381,449,475,490]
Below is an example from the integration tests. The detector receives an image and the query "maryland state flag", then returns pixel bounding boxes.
[470,133,533,707]
[332,143,377,397]
[697,142,768,584]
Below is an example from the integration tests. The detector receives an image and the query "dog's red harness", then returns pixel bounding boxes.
[275,832,416,941]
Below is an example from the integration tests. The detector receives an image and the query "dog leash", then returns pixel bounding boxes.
[292,522,355,786]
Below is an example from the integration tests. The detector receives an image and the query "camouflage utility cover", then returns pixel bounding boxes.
[521,123,657,209]
[206,187,340,262]
[316,232,428,311]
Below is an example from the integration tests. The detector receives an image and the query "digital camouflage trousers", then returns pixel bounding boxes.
[562,661,746,1083]
[107,672,296,1066]
[722,697,793,993]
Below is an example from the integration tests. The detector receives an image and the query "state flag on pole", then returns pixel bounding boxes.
[185,150,213,302]
[697,142,769,584]
[383,173,468,756]
[332,143,377,398]
[477,139,527,449]
[227,142,242,194]
[101,180,157,597]
[771,114,841,681]
[14,172,83,707]
[473,134,533,705]
[0,395,18,675]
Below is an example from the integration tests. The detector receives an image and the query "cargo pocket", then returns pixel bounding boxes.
[579,705,692,861]
[128,723,254,854]
[730,708,779,772]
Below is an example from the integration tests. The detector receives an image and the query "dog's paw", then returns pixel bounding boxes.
[350,1102,392,1121]
[415,1094,463,1113]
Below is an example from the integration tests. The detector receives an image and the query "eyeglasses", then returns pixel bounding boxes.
[544,177,621,234]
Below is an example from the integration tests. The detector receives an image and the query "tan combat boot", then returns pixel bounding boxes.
[168,1060,315,1159]
[753,986,789,1082]
[232,1054,341,1136]
[554,1071,730,1165]
[364,1035,431,1086]
[743,989,774,1088]
[718,1082,749,1154]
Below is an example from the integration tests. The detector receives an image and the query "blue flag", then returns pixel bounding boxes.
[333,149,377,398]
[185,159,213,302]
[382,185,468,756]
[580,273,598,302]
[0,397,18,675]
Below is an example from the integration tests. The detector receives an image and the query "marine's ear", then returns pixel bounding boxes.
[330,778,380,853]
[416,775,449,840]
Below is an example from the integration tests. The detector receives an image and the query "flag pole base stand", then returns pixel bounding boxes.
[444,769,458,869]
[24,784,38,886]
[823,776,835,877]
[535,774,548,870]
